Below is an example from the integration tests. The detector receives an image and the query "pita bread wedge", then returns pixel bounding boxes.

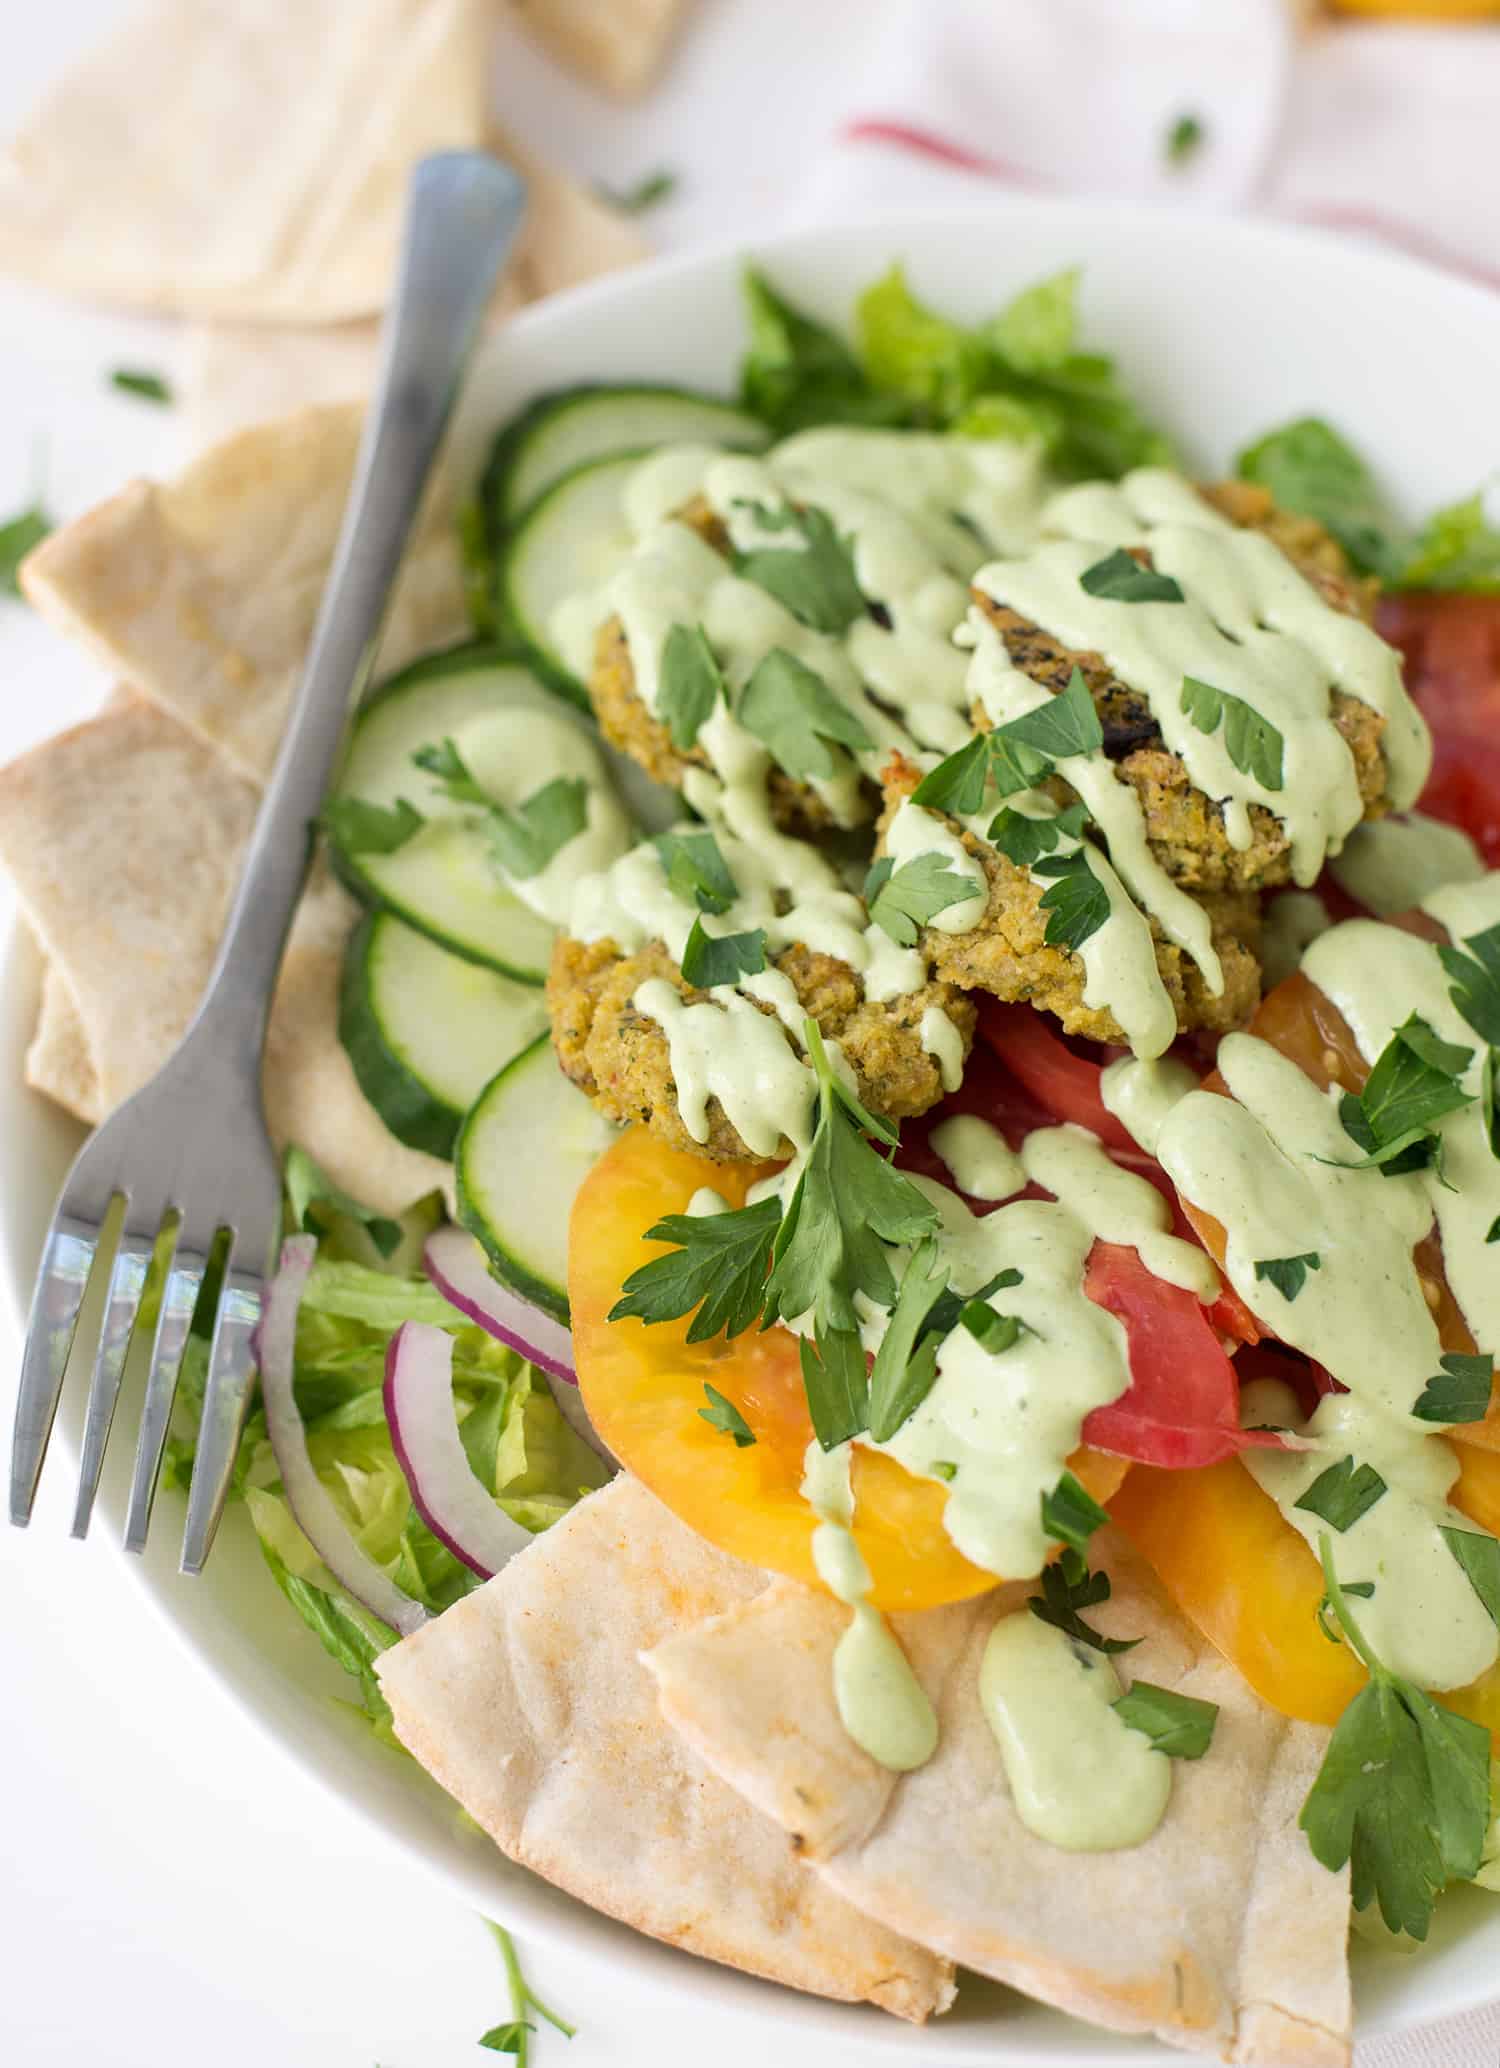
[0,699,447,1215]
[181,133,647,447]
[646,1526,1351,2065]
[505,0,695,98]
[0,0,488,323]
[376,1473,956,2022]
[20,405,468,782]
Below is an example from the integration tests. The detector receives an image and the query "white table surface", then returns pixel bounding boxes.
[2,7,1498,2068]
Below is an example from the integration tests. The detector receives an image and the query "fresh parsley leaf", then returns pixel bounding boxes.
[766,1019,939,1337]
[1180,675,1285,791]
[109,366,173,404]
[1438,925,1500,1047]
[912,670,1100,817]
[483,1922,575,2068]
[284,1144,402,1258]
[321,794,423,856]
[680,916,767,988]
[1165,113,1205,167]
[926,1267,1022,1341]
[595,166,677,214]
[1300,1534,1491,1938]
[1336,1013,1474,1171]
[608,1195,782,1343]
[699,1383,756,1447]
[1236,418,1402,579]
[1483,1049,1500,1162]
[1040,1469,1111,1555]
[866,850,977,947]
[1489,1215,1500,1244]
[1412,1352,1494,1425]
[0,502,52,597]
[988,801,1088,866]
[488,776,590,880]
[734,501,868,633]
[799,1322,870,1450]
[412,735,491,806]
[739,267,898,436]
[867,1239,951,1441]
[1028,1546,1140,1655]
[738,647,873,780]
[910,732,999,815]
[998,665,1105,761]
[1079,547,1184,604]
[1293,1454,1387,1532]
[1441,1527,1500,1628]
[960,1301,1022,1353]
[932,1459,958,1481]
[1253,1253,1321,1302]
[1031,849,1110,953]
[479,2022,533,2055]
[658,622,725,750]
[654,828,738,914]
[1113,1679,1219,1758]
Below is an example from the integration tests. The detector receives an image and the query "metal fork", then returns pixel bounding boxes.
[8,151,526,1572]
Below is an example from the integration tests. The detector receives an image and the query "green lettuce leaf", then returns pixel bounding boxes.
[1399,493,1500,596]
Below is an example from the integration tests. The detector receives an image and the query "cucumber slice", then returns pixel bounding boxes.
[456,1034,618,1323]
[486,384,768,527]
[340,911,549,1159]
[499,451,645,701]
[330,646,610,979]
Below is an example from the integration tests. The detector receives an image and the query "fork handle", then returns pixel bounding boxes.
[191,152,526,1069]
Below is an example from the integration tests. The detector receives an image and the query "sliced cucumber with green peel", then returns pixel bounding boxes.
[500,451,647,701]
[485,383,768,529]
[339,911,549,1159]
[456,1034,618,1323]
[329,646,600,978]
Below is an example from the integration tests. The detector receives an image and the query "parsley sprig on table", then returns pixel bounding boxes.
[1300,1533,1492,1940]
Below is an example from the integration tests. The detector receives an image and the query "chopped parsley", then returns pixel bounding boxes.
[1027,1547,1140,1655]
[654,828,738,914]
[988,801,1089,867]
[1438,924,1500,1047]
[733,501,868,633]
[679,916,767,988]
[412,738,589,879]
[864,850,977,947]
[1253,1253,1321,1302]
[658,622,725,750]
[1079,547,1184,604]
[595,166,678,214]
[1441,1527,1500,1629]
[1335,1012,1474,1176]
[0,501,51,597]
[911,666,1102,814]
[321,794,423,855]
[1040,1469,1111,1556]
[608,1193,782,1344]
[1031,849,1111,953]
[737,647,873,780]
[1113,1679,1219,1759]
[1293,1455,1387,1532]
[866,1239,951,1442]
[959,1301,1023,1353]
[1235,418,1403,580]
[1412,1352,1494,1425]
[1180,675,1285,792]
[1300,1533,1491,1939]
[698,1383,756,1447]
[1164,113,1206,168]
[109,366,173,404]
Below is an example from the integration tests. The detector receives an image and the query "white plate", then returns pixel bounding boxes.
[5,199,1500,2061]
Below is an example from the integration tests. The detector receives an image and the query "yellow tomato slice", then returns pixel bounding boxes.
[1112,1447,1500,1737]
[570,1124,1127,1611]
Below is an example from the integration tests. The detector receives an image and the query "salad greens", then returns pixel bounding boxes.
[0,501,51,598]
[480,1922,576,2062]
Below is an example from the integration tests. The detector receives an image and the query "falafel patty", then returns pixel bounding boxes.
[970,485,1392,894]
[547,932,977,1163]
[879,755,1262,1046]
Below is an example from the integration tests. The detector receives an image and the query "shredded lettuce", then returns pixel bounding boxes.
[738,262,1171,481]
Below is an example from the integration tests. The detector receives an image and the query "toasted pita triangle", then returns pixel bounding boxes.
[645,1527,1351,2065]
[20,403,468,782]
[505,0,694,98]
[0,0,488,323]
[26,952,102,1126]
[376,1473,956,2022]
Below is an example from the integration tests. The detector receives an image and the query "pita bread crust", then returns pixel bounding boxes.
[26,958,103,1126]
[20,405,468,782]
[0,0,489,322]
[505,0,694,97]
[646,1529,1351,2064]
[376,1474,956,2022]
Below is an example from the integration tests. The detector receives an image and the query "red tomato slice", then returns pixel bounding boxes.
[1376,591,1500,863]
[1081,1243,1283,1469]
[976,1000,1138,1153]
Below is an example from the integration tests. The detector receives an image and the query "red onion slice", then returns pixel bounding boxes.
[259,1237,427,1638]
[423,1226,576,1384]
[384,1321,533,1579]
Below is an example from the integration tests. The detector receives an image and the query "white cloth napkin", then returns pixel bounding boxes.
[797,0,1500,293]
[787,6,1500,2064]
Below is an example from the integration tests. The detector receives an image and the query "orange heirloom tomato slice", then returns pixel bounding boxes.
[1112,1445,1500,1740]
[569,1124,1126,1612]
